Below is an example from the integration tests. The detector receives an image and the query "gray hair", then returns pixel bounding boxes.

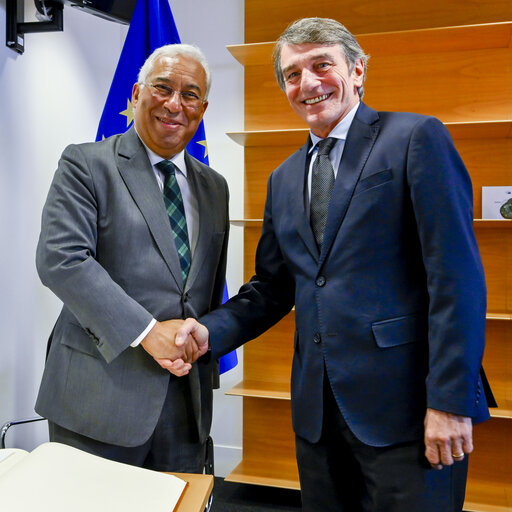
[273,17,369,98]
[137,44,212,100]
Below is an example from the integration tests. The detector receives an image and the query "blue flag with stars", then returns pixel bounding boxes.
[96,0,237,374]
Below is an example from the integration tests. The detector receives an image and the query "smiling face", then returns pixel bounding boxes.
[132,54,208,159]
[280,43,364,138]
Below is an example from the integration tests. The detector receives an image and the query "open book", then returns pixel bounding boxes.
[0,442,187,511]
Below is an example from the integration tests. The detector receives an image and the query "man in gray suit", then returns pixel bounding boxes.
[35,44,228,472]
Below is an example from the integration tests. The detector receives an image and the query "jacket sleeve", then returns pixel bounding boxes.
[36,144,153,363]
[202,172,296,359]
[406,116,487,417]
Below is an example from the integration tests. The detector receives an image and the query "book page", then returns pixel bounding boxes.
[0,442,186,512]
[0,449,28,478]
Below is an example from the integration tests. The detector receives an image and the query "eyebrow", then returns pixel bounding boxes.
[281,53,335,77]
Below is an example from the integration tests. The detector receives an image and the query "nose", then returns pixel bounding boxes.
[300,68,320,91]
[163,90,183,111]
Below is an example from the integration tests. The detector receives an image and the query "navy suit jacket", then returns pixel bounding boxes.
[203,102,490,446]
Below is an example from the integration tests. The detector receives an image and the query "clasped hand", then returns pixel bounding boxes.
[141,319,209,376]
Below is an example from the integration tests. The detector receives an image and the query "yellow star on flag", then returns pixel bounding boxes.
[120,98,134,127]
[197,140,208,158]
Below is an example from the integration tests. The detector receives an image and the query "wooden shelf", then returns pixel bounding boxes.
[227,129,309,147]
[474,220,512,229]
[227,380,290,400]
[225,458,300,490]
[227,120,512,147]
[230,219,263,224]
[445,120,512,140]
[229,22,512,65]
[486,312,512,320]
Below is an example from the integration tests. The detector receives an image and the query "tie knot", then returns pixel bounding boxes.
[316,137,337,156]
[156,159,177,177]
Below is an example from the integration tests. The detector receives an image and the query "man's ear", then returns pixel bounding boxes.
[352,58,365,87]
[201,100,209,117]
[131,82,140,108]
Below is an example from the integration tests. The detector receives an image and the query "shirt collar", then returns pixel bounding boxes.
[309,101,360,153]
[134,127,187,177]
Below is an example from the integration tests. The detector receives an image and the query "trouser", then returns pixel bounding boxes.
[295,380,468,512]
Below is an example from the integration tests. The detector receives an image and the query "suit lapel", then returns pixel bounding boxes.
[116,127,184,290]
[319,104,380,265]
[291,142,320,262]
[184,153,215,291]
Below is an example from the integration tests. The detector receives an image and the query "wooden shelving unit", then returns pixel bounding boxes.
[225,3,512,510]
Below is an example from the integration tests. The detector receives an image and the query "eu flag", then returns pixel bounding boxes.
[96,0,237,373]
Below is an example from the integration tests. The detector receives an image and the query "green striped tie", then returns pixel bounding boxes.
[157,160,191,284]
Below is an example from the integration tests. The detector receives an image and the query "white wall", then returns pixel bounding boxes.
[0,0,244,476]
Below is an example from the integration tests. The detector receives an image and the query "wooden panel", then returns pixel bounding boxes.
[224,397,299,489]
[244,48,512,130]
[243,311,294,385]
[483,321,512,418]
[243,224,262,281]
[242,397,296,464]
[245,0,512,43]
[226,457,300,490]
[475,227,512,314]
[244,64,299,131]
[455,137,512,218]
[465,418,512,511]
[363,48,512,124]
[245,145,303,219]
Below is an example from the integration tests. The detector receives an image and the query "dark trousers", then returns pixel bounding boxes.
[295,381,468,512]
[49,375,206,473]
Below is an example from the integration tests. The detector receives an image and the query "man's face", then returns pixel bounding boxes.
[280,43,364,138]
[132,55,208,159]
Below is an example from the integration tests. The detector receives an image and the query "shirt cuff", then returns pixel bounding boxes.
[130,318,157,347]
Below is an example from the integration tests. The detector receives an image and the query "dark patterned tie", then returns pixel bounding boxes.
[156,160,191,284]
[310,137,338,248]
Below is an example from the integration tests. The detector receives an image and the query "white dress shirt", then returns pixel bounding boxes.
[131,133,199,347]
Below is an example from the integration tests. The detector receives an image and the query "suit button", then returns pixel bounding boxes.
[316,276,326,287]
[313,333,321,344]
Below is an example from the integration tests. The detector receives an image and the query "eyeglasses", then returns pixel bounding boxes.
[143,83,205,109]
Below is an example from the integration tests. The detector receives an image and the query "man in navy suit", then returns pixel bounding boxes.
[168,18,492,511]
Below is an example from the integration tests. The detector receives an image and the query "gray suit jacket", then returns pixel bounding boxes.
[35,127,229,446]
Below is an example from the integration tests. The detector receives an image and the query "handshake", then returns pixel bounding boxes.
[140,318,209,376]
